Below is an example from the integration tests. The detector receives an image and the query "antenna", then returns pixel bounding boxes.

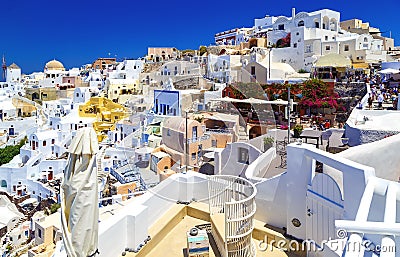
[2,55,6,80]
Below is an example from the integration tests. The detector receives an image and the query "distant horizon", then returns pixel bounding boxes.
[1,0,399,74]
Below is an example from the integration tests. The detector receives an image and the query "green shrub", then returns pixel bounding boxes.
[50,203,61,214]
[0,137,27,165]
[293,124,303,138]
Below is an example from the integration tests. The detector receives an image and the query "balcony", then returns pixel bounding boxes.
[186,134,210,144]
[205,128,232,134]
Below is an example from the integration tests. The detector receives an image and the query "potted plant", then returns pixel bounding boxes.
[263,136,275,151]
[293,124,303,138]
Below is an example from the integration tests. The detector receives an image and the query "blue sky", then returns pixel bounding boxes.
[1,0,399,74]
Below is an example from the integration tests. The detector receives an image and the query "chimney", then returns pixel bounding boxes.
[292,8,296,19]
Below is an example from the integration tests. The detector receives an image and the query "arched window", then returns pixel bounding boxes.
[364,37,368,42]
[298,20,304,27]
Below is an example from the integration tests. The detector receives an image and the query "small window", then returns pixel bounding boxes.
[52,139,55,144]
[212,140,217,147]
[38,229,42,239]
[325,36,328,41]
[344,45,349,51]
[326,46,331,51]
[238,147,249,164]
[43,141,46,146]
[167,129,171,136]
[278,24,284,30]
[293,43,297,48]
[191,153,196,160]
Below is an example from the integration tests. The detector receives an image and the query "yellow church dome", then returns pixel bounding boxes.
[45,59,65,71]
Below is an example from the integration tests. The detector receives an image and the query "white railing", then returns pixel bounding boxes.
[335,177,400,257]
[206,128,232,134]
[187,134,211,144]
[208,175,257,257]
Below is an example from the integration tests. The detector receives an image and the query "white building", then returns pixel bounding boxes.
[142,60,202,87]
[42,98,73,118]
[214,8,388,71]
[108,59,143,80]
[72,87,98,106]
[6,63,22,83]
[207,54,243,83]
[214,28,253,45]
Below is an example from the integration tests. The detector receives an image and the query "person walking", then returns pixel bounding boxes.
[368,93,373,110]
[377,93,384,110]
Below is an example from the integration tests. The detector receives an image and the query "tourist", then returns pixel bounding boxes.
[368,93,373,110]
[357,101,363,109]
[324,120,331,129]
[393,96,398,110]
[377,93,384,109]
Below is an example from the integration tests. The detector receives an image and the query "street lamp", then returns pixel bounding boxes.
[185,111,188,173]
[266,47,272,84]
[287,86,291,144]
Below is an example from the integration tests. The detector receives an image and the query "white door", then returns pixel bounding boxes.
[306,173,344,250]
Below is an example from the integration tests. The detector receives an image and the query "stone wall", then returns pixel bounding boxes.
[360,129,400,144]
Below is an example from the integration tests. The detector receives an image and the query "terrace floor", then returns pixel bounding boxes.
[121,202,300,257]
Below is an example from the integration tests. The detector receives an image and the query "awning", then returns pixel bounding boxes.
[210,97,297,105]
[315,54,351,68]
[352,63,370,69]
[380,68,400,74]
[19,198,38,206]
[151,151,170,159]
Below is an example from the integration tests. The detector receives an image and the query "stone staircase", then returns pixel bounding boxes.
[10,240,34,257]
[97,146,108,182]
[237,126,248,141]
[10,218,25,231]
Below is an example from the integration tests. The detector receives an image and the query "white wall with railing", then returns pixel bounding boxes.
[96,172,209,257]
[334,177,400,257]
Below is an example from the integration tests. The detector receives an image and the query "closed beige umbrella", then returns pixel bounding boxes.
[61,127,99,257]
